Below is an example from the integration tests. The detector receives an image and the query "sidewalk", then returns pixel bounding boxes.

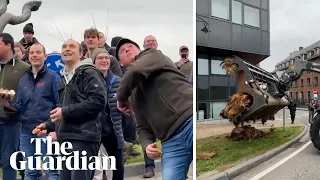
[196,119,306,140]
[125,164,193,180]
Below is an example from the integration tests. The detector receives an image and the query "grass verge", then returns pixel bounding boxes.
[196,126,304,176]
[125,141,162,165]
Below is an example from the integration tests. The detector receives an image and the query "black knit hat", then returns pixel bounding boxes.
[23,23,34,34]
[115,38,140,61]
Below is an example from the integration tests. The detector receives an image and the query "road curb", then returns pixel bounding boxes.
[200,125,308,180]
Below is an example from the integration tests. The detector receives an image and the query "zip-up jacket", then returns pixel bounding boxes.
[44,59,106,143]
[5,65,60,134]
[0,58,30,123]
[101,70,124,149]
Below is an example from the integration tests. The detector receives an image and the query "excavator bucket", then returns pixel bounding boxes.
[220,56,289,125]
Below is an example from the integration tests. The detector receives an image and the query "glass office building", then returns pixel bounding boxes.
[196,0,270,121]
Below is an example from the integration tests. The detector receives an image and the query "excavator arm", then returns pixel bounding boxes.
[219,56,320,126]
[277,60,320,97]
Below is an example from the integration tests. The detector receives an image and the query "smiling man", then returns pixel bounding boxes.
[34,39,106,180]
[143,35,158,50]
[1,43,60,180]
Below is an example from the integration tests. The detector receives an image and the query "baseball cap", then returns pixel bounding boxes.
[179,45,189,52]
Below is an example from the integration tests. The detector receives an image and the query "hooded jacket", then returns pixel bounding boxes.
[0,58,30,123]
[44,58,106,143]
[117,49,193,150]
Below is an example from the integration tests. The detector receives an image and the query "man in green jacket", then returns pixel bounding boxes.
[0,33,29,180]
[115,38,193,179]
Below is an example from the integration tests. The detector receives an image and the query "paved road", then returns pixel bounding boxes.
[234,110,320,180]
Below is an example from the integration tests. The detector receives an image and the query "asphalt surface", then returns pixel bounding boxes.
[234,109,320,180]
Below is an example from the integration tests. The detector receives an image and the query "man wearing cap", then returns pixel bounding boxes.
[19,23,39,62]
[115,38,193,179]
[175,46,193,79]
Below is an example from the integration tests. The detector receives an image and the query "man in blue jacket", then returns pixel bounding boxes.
[1,43,60,180]
[92,48,125,180]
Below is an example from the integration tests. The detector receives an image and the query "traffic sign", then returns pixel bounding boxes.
[45,53,64,76]
[314,89,318,100]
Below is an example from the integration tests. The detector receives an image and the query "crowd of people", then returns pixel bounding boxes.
[0,22,193,180]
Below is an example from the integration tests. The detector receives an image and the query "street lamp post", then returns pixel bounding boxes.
[283,106,285,132]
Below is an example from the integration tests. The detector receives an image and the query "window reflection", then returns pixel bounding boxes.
[198,58,209,75]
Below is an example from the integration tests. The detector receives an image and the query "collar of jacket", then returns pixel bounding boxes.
[26,63,48,77]
[20,37,38,45]
[135,48,159,60]
[0,56,17,72]
[105,69,115,83]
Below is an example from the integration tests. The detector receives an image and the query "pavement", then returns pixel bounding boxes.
[125,163,193,180]
[197,109,311,180]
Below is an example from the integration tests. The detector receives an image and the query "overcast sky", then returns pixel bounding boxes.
[4,0,192,62]
[261,0,320,71]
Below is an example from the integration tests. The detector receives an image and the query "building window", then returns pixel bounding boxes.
[295,92,298,100]
[307,78,311,85]
[197,76,209,101]
[311,51,315,57]
[229,76,237,95]
[211,59,226,75]
[232,0,242,24]
[315,77,319,85]
[197,102,208,120]
[290,92,293,99]
[308,91,311,101]
[211,0,230,20]
[301,91,304,101]
[198,58,209,75]
[300,79,303,87]
[244,5,260,28]
[210,76,229,100]
[210,102,228,119]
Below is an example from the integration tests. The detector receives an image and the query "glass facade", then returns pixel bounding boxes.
[196,55,237,120]
[196,0,269,121]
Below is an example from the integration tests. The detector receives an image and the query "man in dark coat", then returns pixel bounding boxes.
[19,23,39,62]
[288,101,297,124]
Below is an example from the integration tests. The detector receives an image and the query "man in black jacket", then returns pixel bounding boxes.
[34,39,106,180]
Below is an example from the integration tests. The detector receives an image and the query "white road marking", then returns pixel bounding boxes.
[249,140,312,180]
